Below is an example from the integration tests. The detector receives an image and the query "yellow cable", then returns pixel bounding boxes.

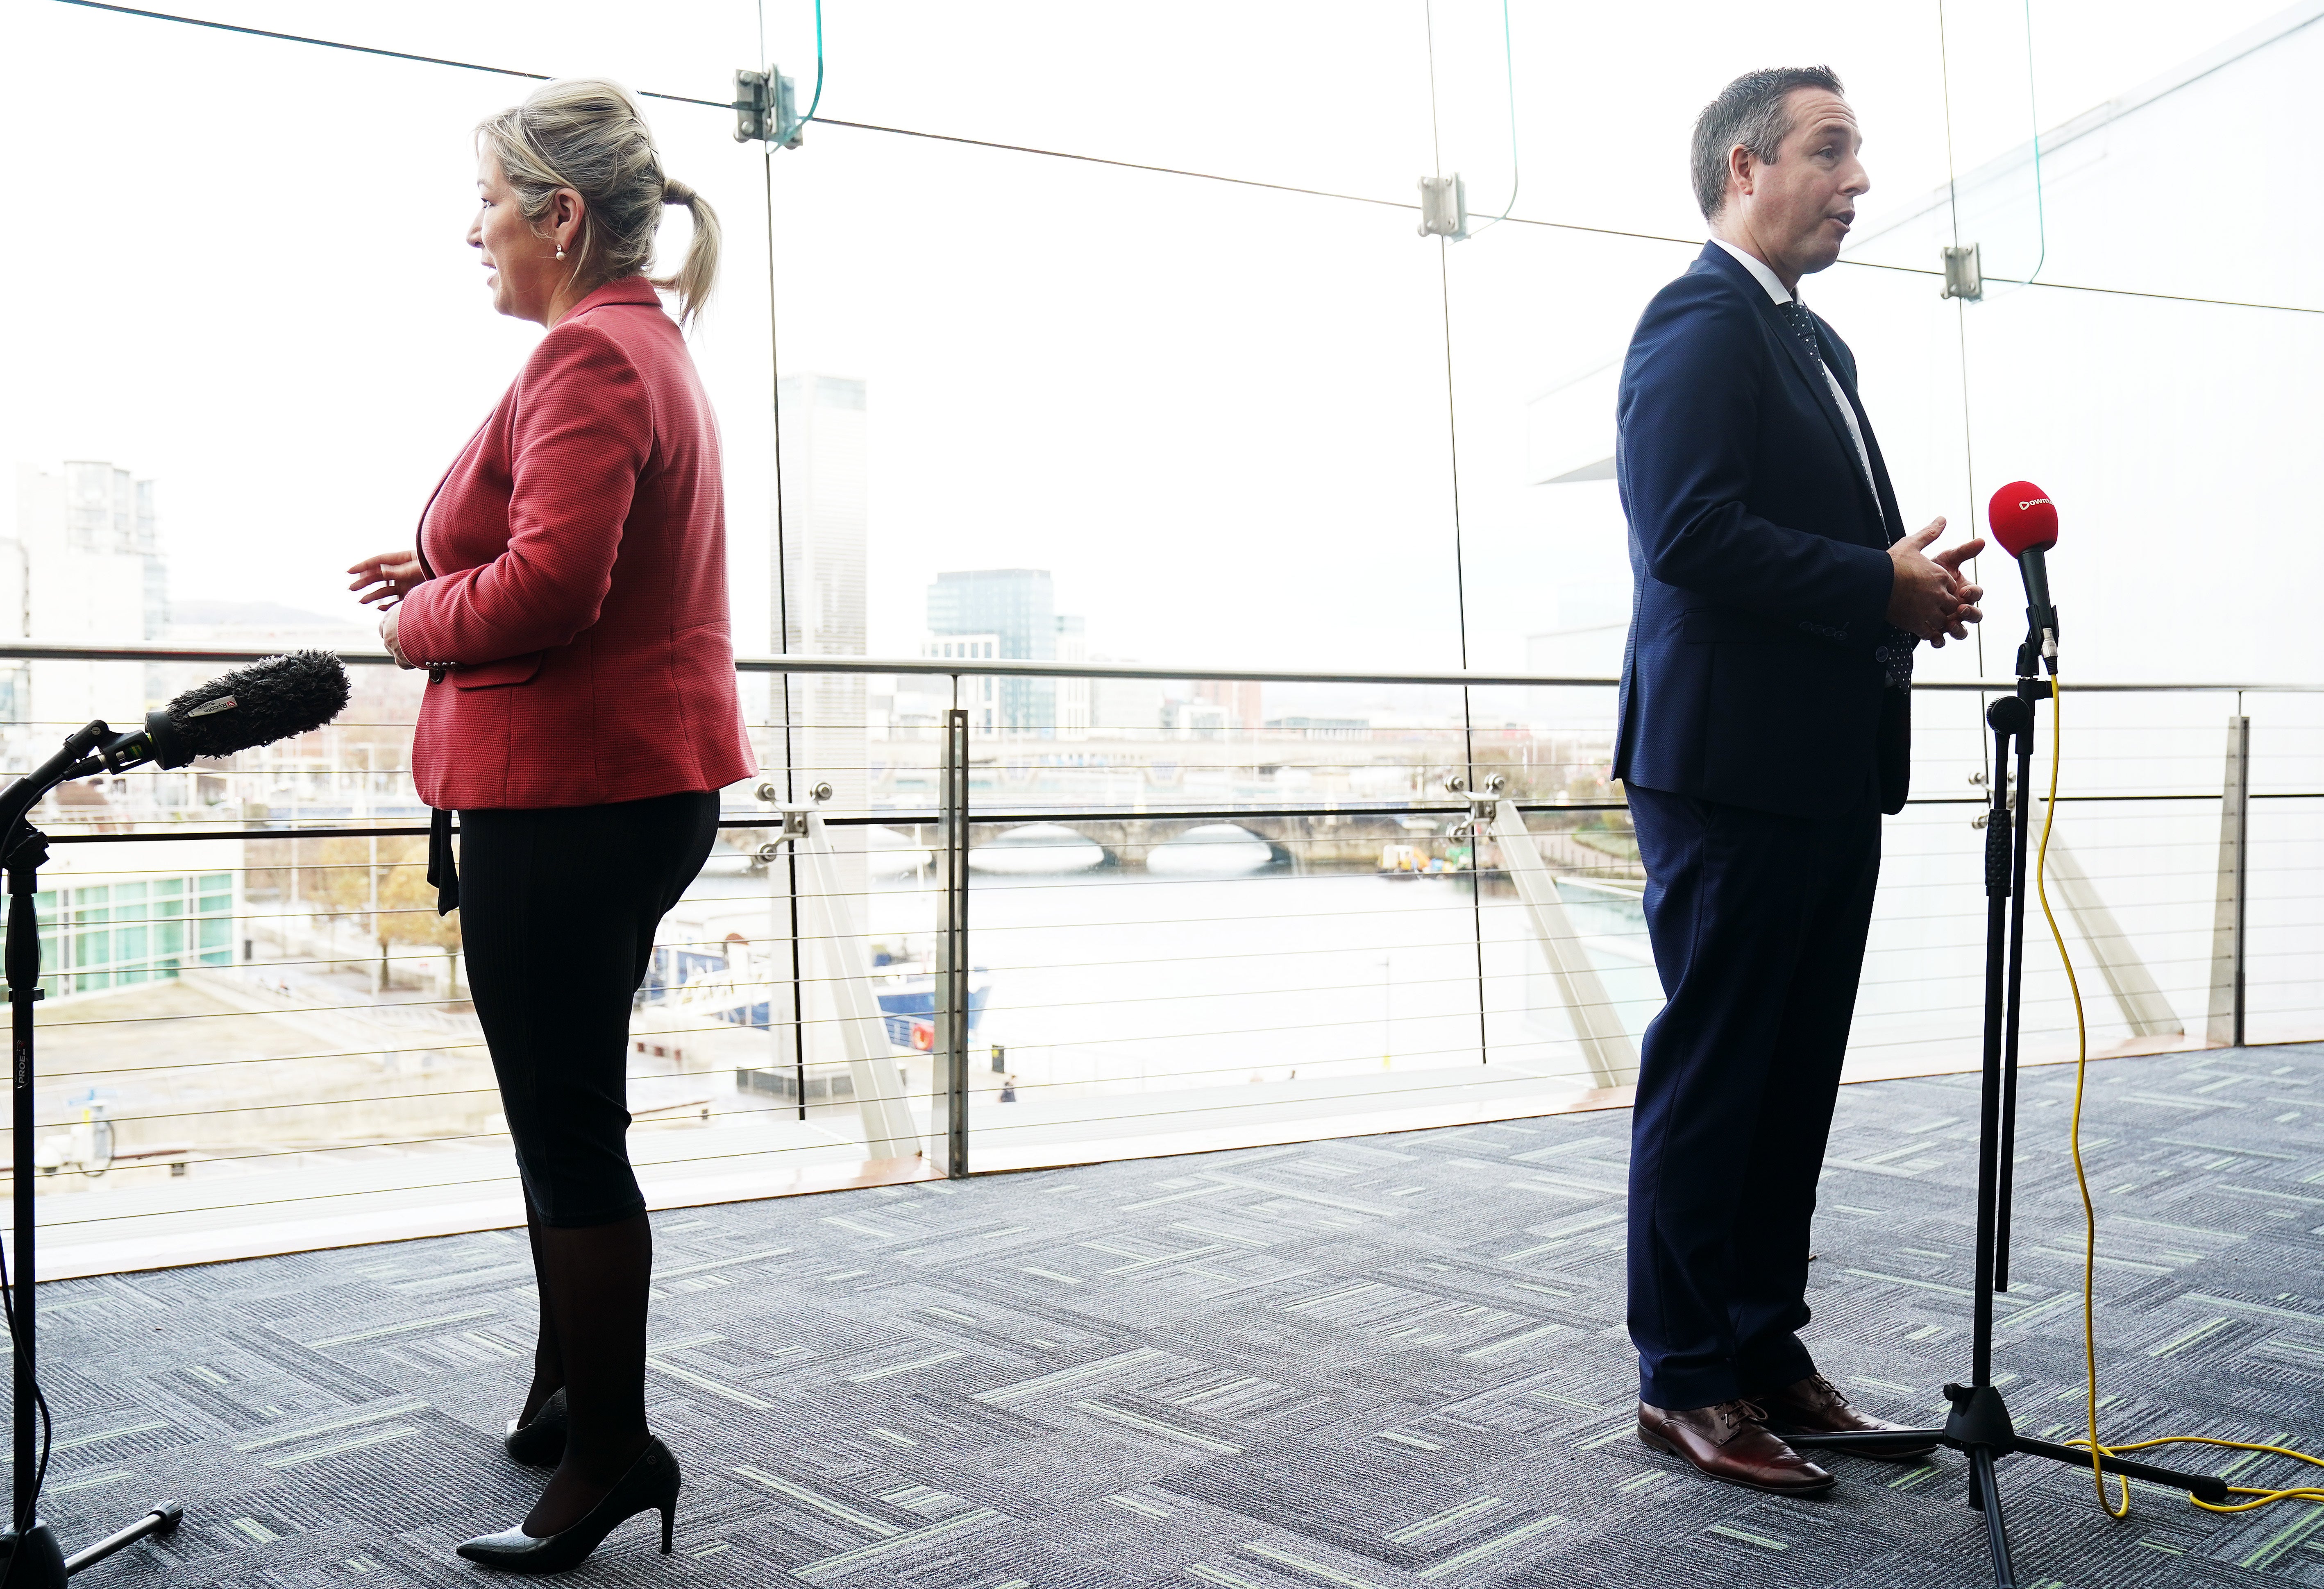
[2034,675,2129,1516]
[2040,676,2324,1516]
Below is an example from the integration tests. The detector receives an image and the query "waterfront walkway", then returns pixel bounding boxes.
[26,1043,2324,1587]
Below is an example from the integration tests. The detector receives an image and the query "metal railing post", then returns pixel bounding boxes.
[933,708,971,1177]
[2206,714,2251,1049]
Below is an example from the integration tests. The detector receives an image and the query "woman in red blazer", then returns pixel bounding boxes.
[349,78,751,1573]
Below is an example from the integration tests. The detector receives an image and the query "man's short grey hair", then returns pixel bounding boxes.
[1691,66,1845,223]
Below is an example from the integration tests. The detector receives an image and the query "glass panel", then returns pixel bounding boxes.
[1857,693,2224,1080]
[1913,0,2319,306]
[2245,691,2324,1044]
[813,3,1429,200]
[953,679,1611,1172]
[1953,293,2324,687]
[765,82,1459,675]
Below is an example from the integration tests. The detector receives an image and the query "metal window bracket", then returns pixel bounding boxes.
[1419,174,1468,239]
[735,66,803,148]
[1439,770,1503,841]
[1942,243,1983,301]
[750,781,831,852]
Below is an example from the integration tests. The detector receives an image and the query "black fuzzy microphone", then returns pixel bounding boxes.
[1,652,353,845]
[98,650,353,772]
[147,650,352,766]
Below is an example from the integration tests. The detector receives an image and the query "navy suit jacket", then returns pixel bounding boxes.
[1612,242,1910,819]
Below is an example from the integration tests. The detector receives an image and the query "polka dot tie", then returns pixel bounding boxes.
[1780,299,1823,363]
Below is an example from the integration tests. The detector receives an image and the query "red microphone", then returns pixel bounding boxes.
[1986,481,2060,670]
[1988,483,2057,557]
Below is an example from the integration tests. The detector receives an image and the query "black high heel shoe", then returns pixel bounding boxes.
[456,1435,680,1573]
[503,1388,568,1467]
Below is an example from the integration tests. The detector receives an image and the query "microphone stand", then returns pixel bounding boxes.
[1784,624,2222,1587]
[0,722,182,1587]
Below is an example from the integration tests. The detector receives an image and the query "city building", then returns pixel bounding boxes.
[919,635,1003,734]
[3,460,170,758]
[1265,716,1373,741]
[34,850,238,999]
[1196,678,1263,732]
[925,569,1057,736]
[1169,698,1232,739]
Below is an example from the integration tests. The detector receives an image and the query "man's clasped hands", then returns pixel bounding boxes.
[1886,517,1985,648]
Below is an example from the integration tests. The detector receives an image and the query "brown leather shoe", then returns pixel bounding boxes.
[1754,1374,1938,1462]
[1636,1399,1836,1494]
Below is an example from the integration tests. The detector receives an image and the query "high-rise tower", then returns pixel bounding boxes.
[775,374,868,815]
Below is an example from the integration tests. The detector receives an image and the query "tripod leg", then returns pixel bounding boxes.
[2012,1435,2231,1503]
[62,1505,180,1576]
[1970,1449,2017,1589]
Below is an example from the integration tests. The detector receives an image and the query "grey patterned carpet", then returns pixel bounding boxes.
[20,1043,2324,1589]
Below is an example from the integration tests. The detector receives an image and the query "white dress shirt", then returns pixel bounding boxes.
[1711,237,1880,511]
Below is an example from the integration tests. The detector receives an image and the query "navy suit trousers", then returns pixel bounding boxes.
[1625,783,1882,1410]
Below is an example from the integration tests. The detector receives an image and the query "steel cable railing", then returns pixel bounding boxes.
[0,643,2315,1276]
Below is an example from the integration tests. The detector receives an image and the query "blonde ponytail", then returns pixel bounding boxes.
[654,179,720,328]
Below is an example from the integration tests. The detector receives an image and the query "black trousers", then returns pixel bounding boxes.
[1624,784,1883,1410]
[459,791,719,1229]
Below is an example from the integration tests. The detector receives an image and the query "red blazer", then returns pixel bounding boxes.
[399,277,755,809]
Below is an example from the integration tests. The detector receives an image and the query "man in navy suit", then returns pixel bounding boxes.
[1616,66,1985,1494]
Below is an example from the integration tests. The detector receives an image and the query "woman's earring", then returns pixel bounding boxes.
[554,244,567,261]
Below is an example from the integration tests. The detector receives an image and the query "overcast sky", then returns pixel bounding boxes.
[2,0,2302,677]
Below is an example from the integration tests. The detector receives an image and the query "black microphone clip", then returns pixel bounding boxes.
[2015,545,2061,678]
[84,712,185,778]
